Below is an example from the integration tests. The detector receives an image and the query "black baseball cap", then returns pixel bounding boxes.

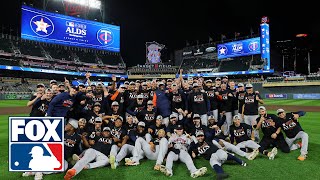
[175,125,183,130]
[71,86,79,91]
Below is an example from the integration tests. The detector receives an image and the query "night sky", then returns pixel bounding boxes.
[1,0,319,73]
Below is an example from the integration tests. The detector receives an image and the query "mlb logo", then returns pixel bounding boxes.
[9,117,64,172]
[66,21,75,27]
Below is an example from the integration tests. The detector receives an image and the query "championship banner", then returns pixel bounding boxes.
[21,5,120,52]
[146,41,165,64]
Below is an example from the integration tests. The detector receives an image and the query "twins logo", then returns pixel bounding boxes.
[248,41,260,51]
[97,28,114,46]
[30,15,54,37]
[9,117,64,172]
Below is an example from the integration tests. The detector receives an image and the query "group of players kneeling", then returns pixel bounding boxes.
[23,105,309,180]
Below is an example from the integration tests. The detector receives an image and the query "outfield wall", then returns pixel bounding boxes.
[253,83,320,99]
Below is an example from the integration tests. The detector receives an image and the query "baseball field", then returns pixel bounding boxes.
[0,99,319,180]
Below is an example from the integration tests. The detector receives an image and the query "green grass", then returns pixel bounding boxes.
[1,112,320,180]
[263,99,320,106]
[0,100,29,107]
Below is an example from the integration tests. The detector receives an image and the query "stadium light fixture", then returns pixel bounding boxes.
[64,0,101,9]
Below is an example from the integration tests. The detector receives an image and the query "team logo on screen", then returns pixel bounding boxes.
[30,15,54,37]
[9,117,64,172]
[218,45,228,55]
[248,41,259,51]
[97,28,114,45]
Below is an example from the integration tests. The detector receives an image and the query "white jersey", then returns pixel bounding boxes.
[168,134,191,152]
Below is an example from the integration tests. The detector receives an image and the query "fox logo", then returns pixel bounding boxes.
[9,117,64,172]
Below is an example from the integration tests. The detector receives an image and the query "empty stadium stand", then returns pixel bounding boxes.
[0,34,126,74]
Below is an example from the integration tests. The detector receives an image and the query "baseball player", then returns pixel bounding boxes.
[110,121,148,169]
[138,100,157,128]
[64,127,115,180]
[126,127,168,170]
[187,83,210,126]
[256,106,290,154]
[190,130,247,180]
[277,109,308,161]
[166,113,179,137]
[204,79,219,120]
[229,115,277,160]
[216,83,233,136]
[109,116,129,162]
[159,125,207,178]
[46,86,79,117]
[186,114,210,142]
[148,115,166,138]
[242,83,264,141]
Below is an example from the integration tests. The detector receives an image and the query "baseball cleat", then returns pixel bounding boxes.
[191,167,207,178]
[248,149,259,160]
[160,167,173,177]
[241,161,247,166]
[125,158,131,163]
[268,147,278,160]
[125,161,139,166]
[64,168,76,180]
[22,172,35,177]
[34,172,43,180]
[154,164,161,171]
[110,155,117,169]
[297,154,307,161]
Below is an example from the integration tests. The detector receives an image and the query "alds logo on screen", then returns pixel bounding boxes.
[248,41,259,51]
[9,117,64,172]
[97,28,114,46]
[30,15,54,37]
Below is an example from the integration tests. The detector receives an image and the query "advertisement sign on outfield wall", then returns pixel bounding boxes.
[293,94,320,100]
[265,94,287,99]
[3,94,31,100]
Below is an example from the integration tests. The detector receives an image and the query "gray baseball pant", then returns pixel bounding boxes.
[220,140,254,159]
[73,148,109,175]
[244,115,260,140]
[210,109,219,123]
[116,144,134,163]
[200,114,208,126]
[285,131,308,155]
[209,149,228,167]
[165,150,197,174]
[224,112,233,136]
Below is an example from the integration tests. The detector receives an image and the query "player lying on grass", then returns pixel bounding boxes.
[159,125,207,178]
[190,130,247,180]
[276,109,308,161]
